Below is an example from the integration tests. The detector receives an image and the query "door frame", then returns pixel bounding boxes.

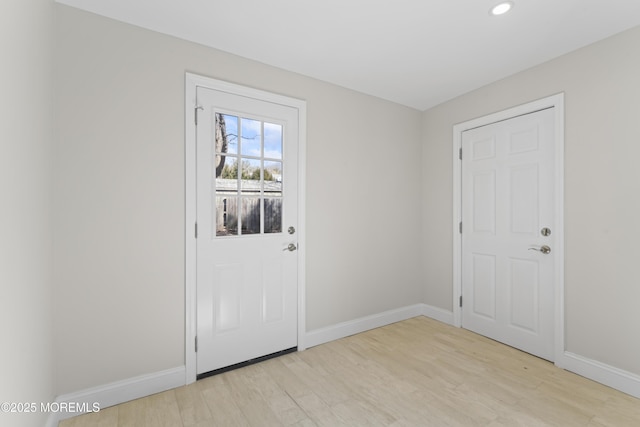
[452,93,565,363]
[184,73,307,384]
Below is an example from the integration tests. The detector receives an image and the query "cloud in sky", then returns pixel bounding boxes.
[221,113,283,160]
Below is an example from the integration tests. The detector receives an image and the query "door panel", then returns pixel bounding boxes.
[215,263,243,333]
[262,255,285,323]
[508,258,539,332]
[196,86,298,375]
[472,254,496,319]
[510,164,538,233]
[462,108,555,361]
[472,171,496,234]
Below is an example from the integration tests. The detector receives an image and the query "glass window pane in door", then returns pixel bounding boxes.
[264,198,282,234]
[264,160,282,196]
[214,115,286,238]
[216,113,238,155]
[241,118,262,157]
[240,158,261,194]
[241,198,261,235]
[216,156,239,193]
[264,122,282,160]
[216,196,238,236]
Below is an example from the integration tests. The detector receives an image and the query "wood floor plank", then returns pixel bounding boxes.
[590,393,640,426]
[290,391,350,427]
[224,366,286,426]
[58,405,118,427]
[116,390,183,427]
[57,316,640,427]
[238,362,309,426]
[174,383,212,426]
[198,374,251,427]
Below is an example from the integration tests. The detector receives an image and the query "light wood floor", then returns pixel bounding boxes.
[59,317,640,426]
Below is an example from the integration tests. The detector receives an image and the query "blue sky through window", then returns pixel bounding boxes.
[221,114,282,160]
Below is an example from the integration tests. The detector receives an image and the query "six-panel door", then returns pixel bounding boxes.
[461,108,556,361]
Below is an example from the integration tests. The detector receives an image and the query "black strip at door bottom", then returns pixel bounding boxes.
[196,347,297,380]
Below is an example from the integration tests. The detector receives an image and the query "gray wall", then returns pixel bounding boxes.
[0,1,54,426]
[422,26,640,375]
[53,5,423,395]
[51,1,640,399]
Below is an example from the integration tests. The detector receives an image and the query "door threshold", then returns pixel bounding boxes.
[196,347,297,380]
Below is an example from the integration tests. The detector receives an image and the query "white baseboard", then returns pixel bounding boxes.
[304,303,456,348]
[305,303,640,400]
[420,303,454,325]
[46,366,185,427]
[305,304,425,348]
[420,306,640,400]
[557,352,640,399]
[46,307,640,426]
[45,304,449,426]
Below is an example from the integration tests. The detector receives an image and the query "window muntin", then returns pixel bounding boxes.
[214,113,284,237]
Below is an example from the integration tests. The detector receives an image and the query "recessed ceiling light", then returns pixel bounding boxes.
[490,1,514,16]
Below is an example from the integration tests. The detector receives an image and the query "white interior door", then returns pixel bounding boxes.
[196,86,299,375]
[461,107,556,361]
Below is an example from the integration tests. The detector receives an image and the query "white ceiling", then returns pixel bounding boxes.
[55,0,640,110]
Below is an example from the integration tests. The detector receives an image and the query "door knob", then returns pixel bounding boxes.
[529,245,551,254]
[283,243,297,252]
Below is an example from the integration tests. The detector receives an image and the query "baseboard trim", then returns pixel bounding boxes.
[419,303,454,325]
[305,304,425,348]
[46,304,450,426]
[46,366,186,426]
[43,308,640,427]
[304,305,640,400]
[418,303,640,399]
[557,352,640,399]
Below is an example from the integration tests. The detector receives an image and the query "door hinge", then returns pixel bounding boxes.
[459,296,463,307]
[459,148,462,160]
[195,222,198,239]
[195,105,203,126]
[195,336,198,352]
[459,222,462,234]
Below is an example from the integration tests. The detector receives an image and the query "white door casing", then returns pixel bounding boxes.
[185,74,307,383]
[452,94,565,363]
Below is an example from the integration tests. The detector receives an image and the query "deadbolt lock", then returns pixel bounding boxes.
[541,227,551,237]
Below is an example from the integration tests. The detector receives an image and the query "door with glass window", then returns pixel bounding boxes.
[196,86,299,375]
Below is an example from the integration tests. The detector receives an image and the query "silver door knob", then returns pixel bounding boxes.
[529,245,551,254]
[283,243,297,252]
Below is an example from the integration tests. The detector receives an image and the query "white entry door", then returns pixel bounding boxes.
[461,107,556,361]
[196,86,299,375]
